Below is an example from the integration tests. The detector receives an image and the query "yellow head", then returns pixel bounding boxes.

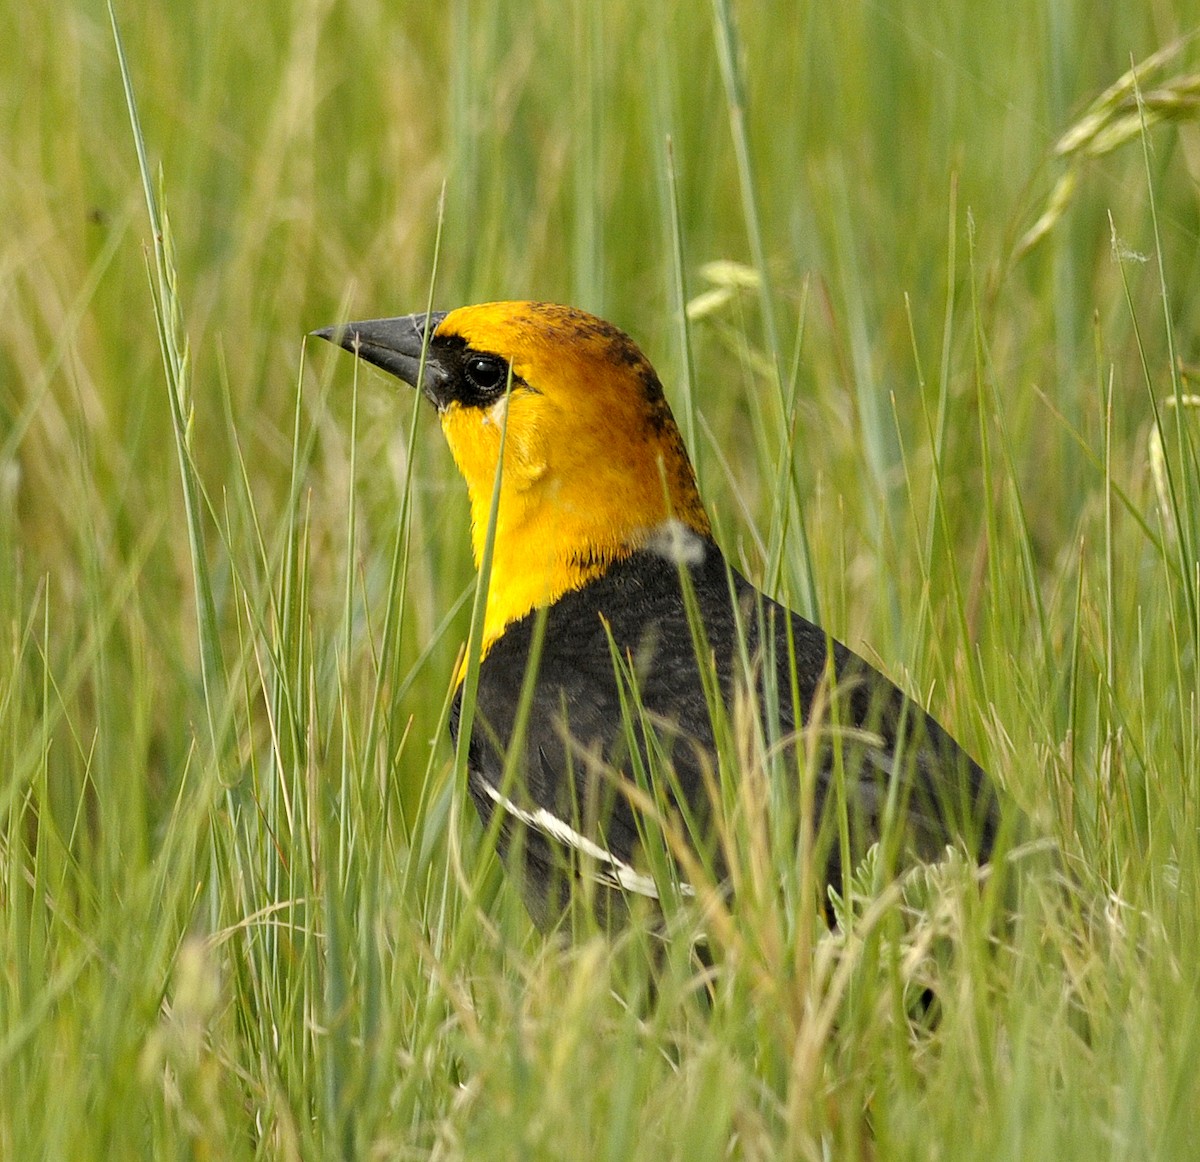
[316,301,710,649]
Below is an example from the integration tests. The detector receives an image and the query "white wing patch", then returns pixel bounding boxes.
[476,780,695,899]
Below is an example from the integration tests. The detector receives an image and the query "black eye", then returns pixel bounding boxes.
[464,355,508,394]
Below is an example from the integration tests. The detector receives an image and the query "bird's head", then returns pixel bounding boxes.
[315,301,711,646]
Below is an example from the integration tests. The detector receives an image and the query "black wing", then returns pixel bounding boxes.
[456,537,998,925]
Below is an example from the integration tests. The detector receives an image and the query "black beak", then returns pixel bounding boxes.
[311,311,450,405]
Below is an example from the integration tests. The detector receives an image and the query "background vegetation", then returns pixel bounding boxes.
[2,0,1199,1157]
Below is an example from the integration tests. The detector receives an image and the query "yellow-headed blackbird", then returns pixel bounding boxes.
[315,302,998,928]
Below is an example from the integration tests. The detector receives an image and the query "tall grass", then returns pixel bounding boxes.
[2,1,1199,1157]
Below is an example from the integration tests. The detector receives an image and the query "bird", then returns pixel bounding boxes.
[314,301,999,930]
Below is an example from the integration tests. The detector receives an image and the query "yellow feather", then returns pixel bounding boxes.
[435,302,711,652]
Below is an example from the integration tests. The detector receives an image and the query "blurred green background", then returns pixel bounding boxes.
[2,1,1199,1157]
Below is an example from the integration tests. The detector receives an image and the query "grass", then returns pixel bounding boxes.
[3,1,1200,1157]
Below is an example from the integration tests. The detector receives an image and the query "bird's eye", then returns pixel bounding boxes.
[464,355,508,394]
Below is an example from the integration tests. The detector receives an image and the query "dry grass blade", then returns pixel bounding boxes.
[1016,35,1200,259]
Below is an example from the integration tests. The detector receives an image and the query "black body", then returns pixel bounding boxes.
[452,537,998,929]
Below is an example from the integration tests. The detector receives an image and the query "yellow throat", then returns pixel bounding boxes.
[433,303,711,654]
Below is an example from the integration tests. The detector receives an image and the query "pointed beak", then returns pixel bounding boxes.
[311,311,451,405]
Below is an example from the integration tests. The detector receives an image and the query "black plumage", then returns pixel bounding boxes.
[455,535,997,929]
